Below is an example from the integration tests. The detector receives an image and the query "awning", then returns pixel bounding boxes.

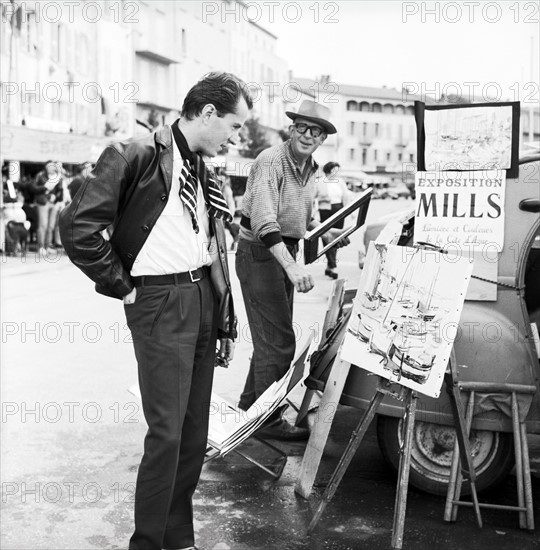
[1,125,109,164]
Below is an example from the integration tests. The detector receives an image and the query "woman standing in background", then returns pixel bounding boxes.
[316,162,350,279]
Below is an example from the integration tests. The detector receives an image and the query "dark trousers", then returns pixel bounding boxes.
[235,239,296,410]
[125,278,217,550]
[319,203,344,269]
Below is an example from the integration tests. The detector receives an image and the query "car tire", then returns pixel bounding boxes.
[376,415,515,495]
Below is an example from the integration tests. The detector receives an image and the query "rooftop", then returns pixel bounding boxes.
[292,77,423,102]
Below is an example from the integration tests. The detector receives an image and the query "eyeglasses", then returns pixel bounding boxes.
[294,123,324,138]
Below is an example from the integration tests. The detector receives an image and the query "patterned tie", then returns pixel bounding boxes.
[179,158,200,233]
[194,153,233,224]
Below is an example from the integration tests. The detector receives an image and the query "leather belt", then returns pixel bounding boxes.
[132,267,208,287]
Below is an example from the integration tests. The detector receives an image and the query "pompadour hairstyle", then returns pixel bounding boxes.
[181,72,253,120]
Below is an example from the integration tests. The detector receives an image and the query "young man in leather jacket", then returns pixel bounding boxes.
[60,72,252,550]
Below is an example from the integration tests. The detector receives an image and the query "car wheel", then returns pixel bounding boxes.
[376,415,515,495]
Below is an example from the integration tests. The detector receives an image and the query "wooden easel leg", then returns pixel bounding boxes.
[445,376,483,527]
[511,392,527,529]
[295,359,352,499]
[307,389,385,533]
[444,425,462,522]
[391,390,417,549]
[295,388,317,427]
[444,390,472,522]
[520,421,535,530]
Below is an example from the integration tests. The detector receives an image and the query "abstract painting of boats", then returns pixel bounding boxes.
[341,243,473,397]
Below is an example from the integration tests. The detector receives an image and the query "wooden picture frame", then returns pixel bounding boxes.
[415,100,520,178]
[304,188,372,265]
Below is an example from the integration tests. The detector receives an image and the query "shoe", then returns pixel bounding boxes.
[325,268,338,279]
[257,418,310,441]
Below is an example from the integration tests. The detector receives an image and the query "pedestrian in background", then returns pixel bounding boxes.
[60,72,252,550]
[217,168,240,249]
[236,100,349,440]
[32,160,64,253]
[68,161,93,201]
[316,161,350,279]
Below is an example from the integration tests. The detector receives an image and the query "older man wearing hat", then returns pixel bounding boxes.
[236,99,347,439]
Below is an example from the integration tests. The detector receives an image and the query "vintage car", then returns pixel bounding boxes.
[312,151,540,495]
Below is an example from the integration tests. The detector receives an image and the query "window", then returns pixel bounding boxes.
[362,148,367,165]
[372,103,382,113]
[398,153,402,161]
[409,153,414,162]
[58,24,67,65]
[27,92,42,117]
[349,148,355,161]
[362,122,367,136]
[386,124,392,139]
[65,27,73,69]
[395,105,405,115]
[181,29,187,56]
[349,121,355,135]
[51,24,60,62]
[0,11,10,55]
[347,100,358,111]
[383,103,394,114]
[375,123,379,137]
[76,33,89,74]
[386,152,391,161]
[21,10,38,54]
[360,101,370,112]
[374,150,378,161]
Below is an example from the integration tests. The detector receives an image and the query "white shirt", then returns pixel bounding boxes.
[131,138,213,276]
[326,177,346,204]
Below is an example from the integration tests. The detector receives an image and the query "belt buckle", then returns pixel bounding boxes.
[189,269,200,283]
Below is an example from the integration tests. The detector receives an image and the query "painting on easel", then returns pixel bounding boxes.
[340,243,473,398]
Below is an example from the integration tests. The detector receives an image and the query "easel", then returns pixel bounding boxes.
[305,371,418,549]
[443,374,536,530]
[297,329,536,547]
[295,280,347,427]
[297,347,486,549]
[294,275,427,548]
[294,264,535,548]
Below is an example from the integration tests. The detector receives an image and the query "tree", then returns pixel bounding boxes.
[239,118,271,158]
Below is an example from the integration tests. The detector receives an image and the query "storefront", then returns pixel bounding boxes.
[1,125,109,180]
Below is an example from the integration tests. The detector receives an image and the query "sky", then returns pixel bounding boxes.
[254,1,539,102]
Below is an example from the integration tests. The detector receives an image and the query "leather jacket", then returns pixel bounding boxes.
[59,125,236,339]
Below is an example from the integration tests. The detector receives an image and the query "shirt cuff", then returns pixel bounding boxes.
[261,231,283,248]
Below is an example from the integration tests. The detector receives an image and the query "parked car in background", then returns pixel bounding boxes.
[387,182,412,200]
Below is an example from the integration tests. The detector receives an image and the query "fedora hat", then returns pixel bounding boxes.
[285,100,337,135]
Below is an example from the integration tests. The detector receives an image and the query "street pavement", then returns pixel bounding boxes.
[1,197,539,549]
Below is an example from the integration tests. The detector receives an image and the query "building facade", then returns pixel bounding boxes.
[0,0,290,172]
[291,77,419,178]
[1,0,136,170]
